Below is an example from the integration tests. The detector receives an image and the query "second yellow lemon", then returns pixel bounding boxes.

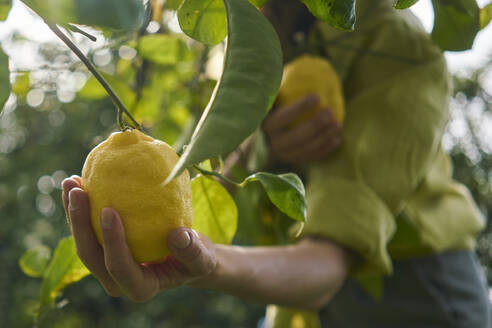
[277,54,345,126]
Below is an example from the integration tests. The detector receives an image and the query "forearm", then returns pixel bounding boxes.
[193,238,351,310]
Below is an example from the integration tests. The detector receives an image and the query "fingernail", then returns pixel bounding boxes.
[101,208,114,229]
[68,191,78,211]
[173,231,191,249]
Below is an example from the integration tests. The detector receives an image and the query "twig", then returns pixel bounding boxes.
[67,24,97,42]
[193,165,240,186]
[46,23,141,130]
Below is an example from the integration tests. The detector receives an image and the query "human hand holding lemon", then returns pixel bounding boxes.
[62,130,217,302]
[263,54,345,166]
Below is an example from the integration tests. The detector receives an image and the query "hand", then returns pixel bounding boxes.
[262,94,341,166]
[62,176,217,302]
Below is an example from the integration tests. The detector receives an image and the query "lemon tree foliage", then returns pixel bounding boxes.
[431,0,480,51]
[137,34,190,65]
[393,0,419,9]
[0,0,11,20]
[19,245,52,278]
[0,50,10,114]
[80,71,136,106]
[301,0,356,31]
[192,175,238,244]
[38,237,90,319]
[481,2,492,29]
[178,0,228,46]
[248,0,269,7]
[167,0,283,181]
[165,0,184,10]
[21,0,148,31]
[242,173,307,222]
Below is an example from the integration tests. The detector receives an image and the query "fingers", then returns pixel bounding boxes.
[100,208,158,302]
[281,126,341,164]
[263,94,319,133]
[62,176,81,220]
[269,109,334,152]
[267,107,342,165]
[168,228,217,278]
[68,188,122,297]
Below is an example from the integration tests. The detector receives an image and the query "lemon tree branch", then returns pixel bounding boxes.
[46,23,141,131]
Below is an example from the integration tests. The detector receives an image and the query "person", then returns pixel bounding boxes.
[62,0,491,326]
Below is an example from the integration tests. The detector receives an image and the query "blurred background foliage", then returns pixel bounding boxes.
[0,1,491,328]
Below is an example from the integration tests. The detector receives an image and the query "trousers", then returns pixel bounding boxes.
[320,251,491,328]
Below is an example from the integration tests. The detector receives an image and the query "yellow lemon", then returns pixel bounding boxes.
[277,54,345,126]
[81,129,193,263]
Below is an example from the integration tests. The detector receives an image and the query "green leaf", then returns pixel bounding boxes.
[198,159,213,171]
[178,0,227,46]
[19,245,52,278]
[394,0,419,9]
[12,73,30,98]
[300,0,356,31]
[79,72,136,109]
[431,0,480,51]
[39,237,90,314]
[166,0,282,182]
[480,2,492,29]
[242,173,307,222]
[248,0,269,7]
[78,76,107,100]
[191,175,238,244]
[137,34,188,65]
[21,0,148,31]
[0,0,12,20]
[0,49,10,114]
[165,0,184,10]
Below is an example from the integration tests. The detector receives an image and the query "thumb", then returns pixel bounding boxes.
[168,228,216,277]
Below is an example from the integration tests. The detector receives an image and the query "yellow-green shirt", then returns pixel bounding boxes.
[300,0,485,282]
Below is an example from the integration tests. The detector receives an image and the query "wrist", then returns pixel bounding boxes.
[187,244,234,290]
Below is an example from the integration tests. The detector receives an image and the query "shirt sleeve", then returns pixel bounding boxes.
[301,9,451,276]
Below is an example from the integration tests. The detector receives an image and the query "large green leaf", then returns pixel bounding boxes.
[300,0,356,31]
[0,49,10,114]
[167,0,282,182]
[19,245,52,278]
[431,0,480,51]
[39,237,90,315]
[480,2,492,29]
[21,0,148,31]
[242,173,307,222]
[394,0,419,9]
[0,0,11,20]
[191,175,238,244]
[178,0,227,46]
[248,0,269,7]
